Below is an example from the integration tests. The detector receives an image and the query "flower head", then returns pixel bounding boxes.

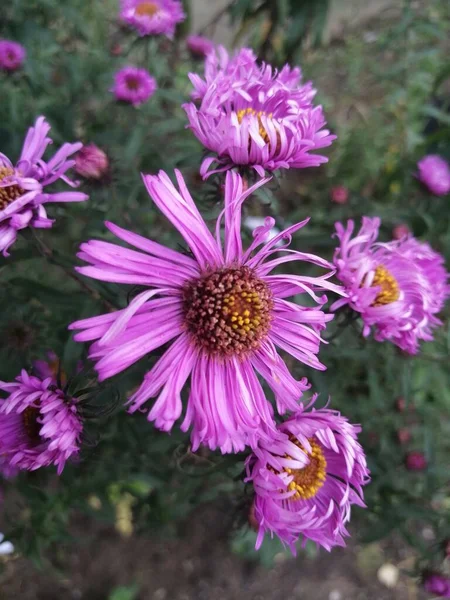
[405,451,427,471]
[120,0,185,38]
[245,396,369,553]
[0,40,26,72]
[70,170,341,453]
[0,116,88,256]
[332,218,450,354]
[75,144,109,180]
[0,370,82,474]
[423,572,450,598]
[417,155,450,196]
[186,35,215,59]
[183,47,335,178]
[112,66,157,106]
[330,185,349,204]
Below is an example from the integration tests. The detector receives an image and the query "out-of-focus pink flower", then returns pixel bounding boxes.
[75,144,109,180]
[0,40,26,72]
[332,217,450,354]
[186,35,214,58]
[245,395,370,553]
[183,47,335,178]
[423,572,450,598]
[70,170,342,453]
[397,429,411,445]
[120,0,185,38]
[0,116,87,256]
[0,370,82,474]
[417,155,450,196]
[392,224,410,240]
[330,185,349,204]
[405,451,427,471]
[112,66,157,106]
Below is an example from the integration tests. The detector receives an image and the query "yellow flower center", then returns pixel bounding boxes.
[135,2,159,17]
[182,266,273,357]
[236,108,273,144]
[0,166,23,210]
[370,265,400,306]
[284,437,327,501]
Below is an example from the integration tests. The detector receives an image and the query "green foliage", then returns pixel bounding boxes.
[1,0,449,584]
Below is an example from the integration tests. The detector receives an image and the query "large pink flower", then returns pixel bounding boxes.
[70,170,341,453]
[183,47,335,178]
[120,0,185,38]
[0,370,82,475]
[0,116,87,256]
[332,217,450,354]
[245,395,369,553]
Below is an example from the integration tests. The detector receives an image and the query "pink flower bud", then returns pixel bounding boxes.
[330,185,349,204]
[405,451,427,471]
[392,224,410,240]
[75,144,109,180]
[396,428,411,445]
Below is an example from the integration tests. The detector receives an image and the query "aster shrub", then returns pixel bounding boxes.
[0,0,449,593]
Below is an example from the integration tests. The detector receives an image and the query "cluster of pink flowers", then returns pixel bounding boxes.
[1,15,449,561]
[332,217,449,354]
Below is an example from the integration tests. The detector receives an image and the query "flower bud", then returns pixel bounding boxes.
[396,428,411,445]
[392,224,410,240]
[330,185,349,204]
[75,144,109,180]
[405,451,427,471]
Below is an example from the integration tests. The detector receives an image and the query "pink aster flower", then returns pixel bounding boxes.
[75,144,109,180]
[0,370,82,475]
[120,0,185,38]
[0,116,88,256]
[423,572,450,598]
[70,170,342,453]
[417,155,450,196]
[245,395,370,554]
[183,47,335,178]
[0,40,26,72]
[186,35,215,59]
[112,66,157,107]
[331,217,450,354]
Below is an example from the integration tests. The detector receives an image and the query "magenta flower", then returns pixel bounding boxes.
[245,395,369,553]
[70,170,341,453]
[186,35,215,59]
[75,144,109,180]
[112,66,157,107]
[120,0,185,38]
[417,155,450,196]
[0,40,26,72]
[0,370,82,474]
[183,47,335,178]
[405,451,427,471]
[0,116,88,256]
[423,572,450,598]
[332,218,450,354]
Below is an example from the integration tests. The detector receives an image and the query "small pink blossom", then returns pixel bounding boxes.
[417,155,450,196]
[0,40,26,72]
[330,185,349,204]
[112,66,157,106]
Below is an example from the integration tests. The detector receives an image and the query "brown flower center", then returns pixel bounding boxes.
[22,404,42,444]
[125,76,141,90]
[135,2,159,17]
[0,167,23,210]
[284,437,327,501]
[370,265,400,306]
[182,266,273,357]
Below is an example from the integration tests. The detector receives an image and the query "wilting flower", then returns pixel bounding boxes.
[405,451,427,471]
[0,116,87,256]
[330,185,349,204]
[423,572,450,598]
[332,217,450,354]
[245,395,370,553]
[120,0,185,38]
[186,35,214,58]
[112,66,156,106]
[417,155,450,196]
[0,40,26,72]
[0,370,82,474]
[183,47,335,178]
[75,144,109,180]
[70,170,341,453]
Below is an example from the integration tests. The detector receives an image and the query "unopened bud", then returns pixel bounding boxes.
[405,451,427,472]
[75,144,109,180]
[330,186,349,204]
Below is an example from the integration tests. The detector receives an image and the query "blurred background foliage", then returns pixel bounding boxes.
[1,0,450,589]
